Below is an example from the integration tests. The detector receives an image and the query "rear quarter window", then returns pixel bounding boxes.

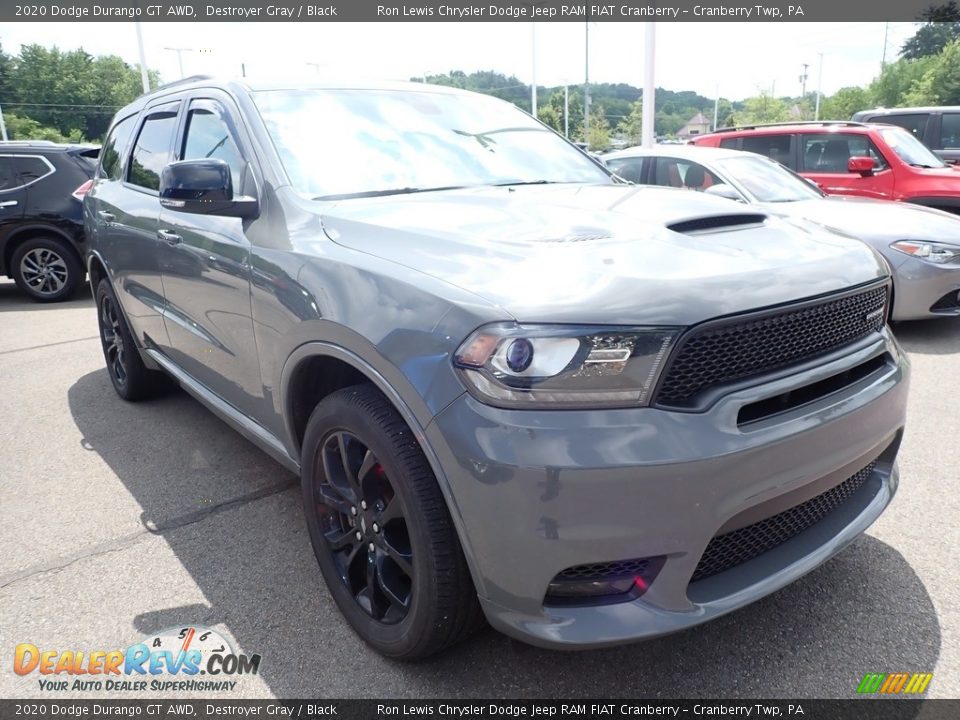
[13,156,53,184]
[741,134,793,168]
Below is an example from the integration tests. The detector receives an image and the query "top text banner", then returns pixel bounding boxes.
[2,0,950,22]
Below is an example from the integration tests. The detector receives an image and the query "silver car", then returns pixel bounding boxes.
[605,144,960,321]
[86,80,908,659]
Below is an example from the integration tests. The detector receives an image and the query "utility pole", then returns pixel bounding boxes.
[882,22,890,68]
[0,103,8,142]
[135,21,150,93]
[800,63,809,99]
[531,22,537,117]
[641,23,656,148]
[712,85,720,131]
[564,83,570,138]
[584,20,591,140]
[164,47,193,79]
[815,52,824,121]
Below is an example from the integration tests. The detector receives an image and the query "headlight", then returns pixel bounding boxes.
[453,323,680,409]
[891,240,960,264]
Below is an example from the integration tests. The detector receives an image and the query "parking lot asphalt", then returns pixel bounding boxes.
[0,278,957,700]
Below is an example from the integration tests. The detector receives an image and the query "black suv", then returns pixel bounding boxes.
[0,141,99,301]
[852,106,960,163]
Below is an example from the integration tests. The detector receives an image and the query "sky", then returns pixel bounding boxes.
[0,21,918,102]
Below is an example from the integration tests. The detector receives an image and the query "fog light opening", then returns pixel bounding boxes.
[544,556,665,607]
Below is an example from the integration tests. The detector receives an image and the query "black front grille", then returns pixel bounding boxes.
[655,284,888,407]
[555,557,655,581]
[691,462,876,583]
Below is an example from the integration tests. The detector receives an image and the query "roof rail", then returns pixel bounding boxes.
[0,139,59,146]
[151,74,216,93]
[710,120,871,133]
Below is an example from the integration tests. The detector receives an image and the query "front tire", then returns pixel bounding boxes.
[95,279,167,401]
[300,384,483,660]
[11,236,83,302]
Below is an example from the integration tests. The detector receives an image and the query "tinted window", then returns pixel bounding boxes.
[876,113,928,141]
[940,113,960,149]
[741,134,793,168]
[181,105,246,190]
[714,156,823,203]
[13,156,52,183]
[605,157,645,183]
[99,115,137,181]
[800,134,888,172]
[653,158,722,190]
[127,107,179,191]
[719,138,740,150]
[0,157,18,191]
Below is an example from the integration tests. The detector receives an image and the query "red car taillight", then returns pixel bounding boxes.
[72,179,93,201]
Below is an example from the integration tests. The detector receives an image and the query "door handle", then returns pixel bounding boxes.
[97,210,115,223]
[157,229,182,245]
[0,200,18,208]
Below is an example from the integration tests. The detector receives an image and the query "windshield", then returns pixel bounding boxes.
[252,88,612,199]
[880,126,945,168]
[714,155,824,203]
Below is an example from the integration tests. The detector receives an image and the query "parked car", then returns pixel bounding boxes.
[86,78,908,659]
[0,141,98,301]
[605,144,960,321]
[852,106,960,164]
[691,121,960,214]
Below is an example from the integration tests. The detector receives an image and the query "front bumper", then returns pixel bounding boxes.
[425,330,909,649]
[889,253,960,320]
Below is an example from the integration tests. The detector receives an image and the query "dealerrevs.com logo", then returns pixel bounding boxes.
[14,626,261,693]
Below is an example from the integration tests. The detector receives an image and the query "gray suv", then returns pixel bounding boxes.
[85,78,909,660]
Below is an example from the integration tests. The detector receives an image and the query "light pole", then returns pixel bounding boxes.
[164,47,193,79]
[0,103,8,141]
[564,83,570,138]
[815,53,824,121]
[531,22,537,117]
[712,84,719,131]
[641,23,656,148]
[135,22,150,93]
[584,20,591,140]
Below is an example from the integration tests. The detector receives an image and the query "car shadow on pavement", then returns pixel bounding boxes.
[0,279,94,311]
[68,368,940,699]
[892,317,960,355]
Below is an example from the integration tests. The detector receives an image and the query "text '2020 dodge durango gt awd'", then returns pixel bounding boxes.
[84,79,909,660]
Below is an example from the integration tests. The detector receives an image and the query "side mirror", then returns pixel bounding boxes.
[159,159,259,219]
[848,156,876,176]
[704,183,745,203]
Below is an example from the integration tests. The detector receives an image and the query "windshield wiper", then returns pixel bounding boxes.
[908,162,940,169]
[491,180,565,187]
[312,185,468,201]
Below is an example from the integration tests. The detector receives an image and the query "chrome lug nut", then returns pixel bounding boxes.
[360,500,368,510]
[350,506,357,516]
[372,522,380,533]
[355,531,362,541]
[368,542,375,552]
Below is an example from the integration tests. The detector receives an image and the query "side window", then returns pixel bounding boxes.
[181,102,246,191]
[99,115,138,181]
[801,134,887,173]
[13,156,52,184]
[127,105,180,192]
[741,134,793,168]
[878,114,928,141]
[939,113,960,150]
[0,157,18,191]
[606,157,645,183]
[653,158,721,191]
[719,138,741,150]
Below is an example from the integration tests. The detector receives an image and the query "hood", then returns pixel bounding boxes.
[318,184,887,326]
[771,196,960,244]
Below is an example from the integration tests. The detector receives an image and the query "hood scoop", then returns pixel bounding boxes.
[668,213,767,236]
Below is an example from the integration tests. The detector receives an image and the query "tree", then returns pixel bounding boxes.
[901,2,960,59]
[904,38,960,105]
[585,106,610,150]
[734,92,790,125]
[4,113,81,143]
[616,100,643,146]
[537,104,561,133]
[870,56,936,107]
[821,86,874,121]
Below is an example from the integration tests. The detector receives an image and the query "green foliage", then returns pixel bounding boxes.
[901,3,960,59]
[734,92,791,124]
[820,86,873,120]
[4,113,82,142]
[617,100,643,146]
[585,106,610,150]
[1,43,159,144]
[869,56,935,107]
[904,38,960,104]
[537,104,562,133]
